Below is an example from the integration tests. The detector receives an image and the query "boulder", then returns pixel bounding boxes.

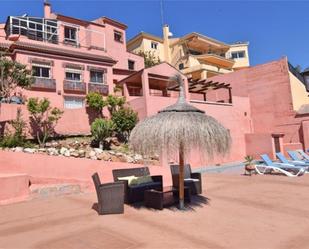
[64,150,71,157]
[23,148,36,153]
[89,150,96,158]
[97,152,111,161]
[60,147,67,155]
[94,148,103,154]
[71,151,80,157]
[14,147,24,152]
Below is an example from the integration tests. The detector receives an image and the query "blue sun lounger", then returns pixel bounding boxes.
[276,152,309,170]
[287,150,309,164]
[257,154,306,177]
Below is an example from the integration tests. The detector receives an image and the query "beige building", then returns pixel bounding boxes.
[127,25,250,80]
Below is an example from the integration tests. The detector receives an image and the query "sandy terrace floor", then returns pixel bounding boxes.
[0,173,309,249]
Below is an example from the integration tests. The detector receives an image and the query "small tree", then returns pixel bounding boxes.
[138,51,161,68]
[0,56,33,102]
[0,108,28,147]
[86,92,106,117]
[27,98,63,147]
[105,95,125,116]
[111,107,138,143]
[91,118,115,149]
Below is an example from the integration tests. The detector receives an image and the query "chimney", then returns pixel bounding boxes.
[163,25,171,63]
[44,0,51,19]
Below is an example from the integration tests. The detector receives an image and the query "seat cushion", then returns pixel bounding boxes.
[118,175,137,186]
[129,181,161,189]
[184,178,200,182]
[130,175,153,186]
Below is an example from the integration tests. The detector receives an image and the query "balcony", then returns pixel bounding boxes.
[31,78,56,92]
[88,83,109,95]
[63,81,86,94]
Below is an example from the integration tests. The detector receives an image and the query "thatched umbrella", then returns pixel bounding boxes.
[129,74,231,209]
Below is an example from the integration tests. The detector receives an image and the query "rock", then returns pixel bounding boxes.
[134,154,143,161]
[47,148,59,156]
[125,155,134,163]
[109,155,122,162]
[78,150,85,157]
[109,137,121,146]
[51,142,59,148]
[94,148,103,154]
[71,151,80,157]
[89,150,96,158]
[45,142,52,147]
[108,151,116,155]
[97,152,110,161]
[60,147,68,155]
[90,156,97,160]
[38,148,46,153]
[14,147,24,152]
[64,150,70,157]
[69,148,75,153]
[24,148,36,153]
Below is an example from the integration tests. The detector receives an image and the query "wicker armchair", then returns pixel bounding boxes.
[170,164,202,195]
[112,167,163,204]
[92,172,124,215]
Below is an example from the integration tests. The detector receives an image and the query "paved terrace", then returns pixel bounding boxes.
[0,173,308,249]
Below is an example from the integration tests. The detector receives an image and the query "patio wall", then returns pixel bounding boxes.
[128,95,252,165]
[0,150,172,190]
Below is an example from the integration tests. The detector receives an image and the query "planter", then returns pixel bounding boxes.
[244,164,256,175]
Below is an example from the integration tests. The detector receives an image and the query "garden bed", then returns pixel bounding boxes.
[0,136,159,165]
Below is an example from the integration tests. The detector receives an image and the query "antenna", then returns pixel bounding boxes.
[160,0,164,26]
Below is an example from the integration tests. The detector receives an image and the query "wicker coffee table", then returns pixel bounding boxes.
[144,186,191,210]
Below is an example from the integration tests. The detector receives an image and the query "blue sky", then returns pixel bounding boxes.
[1,0,308,69]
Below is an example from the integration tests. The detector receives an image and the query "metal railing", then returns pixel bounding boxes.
[88,83,109,95]
[63,81,86,94]
[31,78,56,91]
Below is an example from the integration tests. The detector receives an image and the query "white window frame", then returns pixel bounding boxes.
[231,51,246,59]
[65,68,82,82]
[64,96,84,109]
[64,26,78,44]
[32,64,51,79]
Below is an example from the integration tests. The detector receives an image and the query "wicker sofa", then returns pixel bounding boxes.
[170,164,202,195]
[112,167,163,204]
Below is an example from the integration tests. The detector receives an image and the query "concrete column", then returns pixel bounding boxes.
[123,83,130,98]
[301,120,309,150]
[163,25,171,63]
[183,77,190,101]
[141,70,150,97]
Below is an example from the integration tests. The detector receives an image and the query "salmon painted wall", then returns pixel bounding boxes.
[209,57,309,156]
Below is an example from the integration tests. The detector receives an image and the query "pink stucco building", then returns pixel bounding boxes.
[1,1,309,167]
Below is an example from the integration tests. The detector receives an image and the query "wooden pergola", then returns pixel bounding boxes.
[168,78,232,103]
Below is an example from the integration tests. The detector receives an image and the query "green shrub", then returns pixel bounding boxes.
[111,107,138,143]
[91,118,115,149]
[0,108,28,148]
[86,92,106,115]
[27,98,63,147]
[105,95,125,115]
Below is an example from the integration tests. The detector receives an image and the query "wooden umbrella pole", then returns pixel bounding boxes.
[179,143,185,210]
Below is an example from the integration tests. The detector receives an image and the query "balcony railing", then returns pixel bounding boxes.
[31,78,56,92]
[63,81,86,94]
[88,83,109,95]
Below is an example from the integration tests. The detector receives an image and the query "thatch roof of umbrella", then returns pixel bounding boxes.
[129,74,231,160]
[129,74,231,209]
